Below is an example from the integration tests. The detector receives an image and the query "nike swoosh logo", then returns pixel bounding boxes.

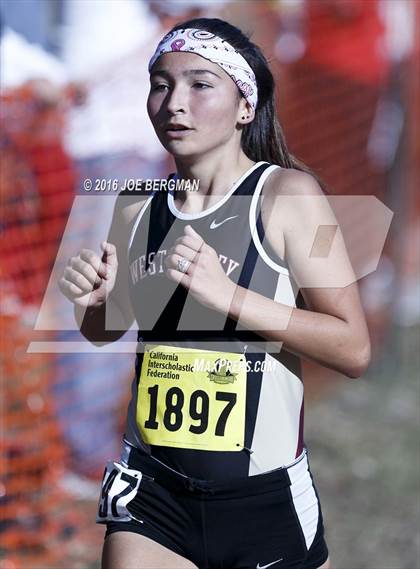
[210,215,238,229]
[256,559,283,569]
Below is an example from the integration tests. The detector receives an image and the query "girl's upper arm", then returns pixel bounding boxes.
[105,193,150,331]
[260,169,369,342]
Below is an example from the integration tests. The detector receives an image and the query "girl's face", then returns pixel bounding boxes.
[147,51,249,159]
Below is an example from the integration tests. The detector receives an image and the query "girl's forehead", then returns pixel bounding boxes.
[150,52,225,77]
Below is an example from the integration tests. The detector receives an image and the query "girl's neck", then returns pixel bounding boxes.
[173,153,256,204]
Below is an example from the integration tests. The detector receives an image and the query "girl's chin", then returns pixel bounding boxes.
[164,145,203,158]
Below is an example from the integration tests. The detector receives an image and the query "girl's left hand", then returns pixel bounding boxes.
[165,224,236,313]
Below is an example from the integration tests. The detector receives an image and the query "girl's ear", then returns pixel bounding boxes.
[238,100,255,124]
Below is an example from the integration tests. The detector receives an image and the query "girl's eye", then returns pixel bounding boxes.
[151,84,168,92]
[193,82,211,89]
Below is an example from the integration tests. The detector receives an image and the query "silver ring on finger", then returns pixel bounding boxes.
[177,257,191,274]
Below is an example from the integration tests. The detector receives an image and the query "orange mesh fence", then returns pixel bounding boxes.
[0,84,113,569]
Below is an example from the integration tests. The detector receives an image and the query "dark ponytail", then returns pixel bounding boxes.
[169,17,329,193]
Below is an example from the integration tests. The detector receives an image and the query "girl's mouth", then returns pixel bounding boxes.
[165,128,194,138]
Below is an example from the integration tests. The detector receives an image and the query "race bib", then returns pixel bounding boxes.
[136,344,247,451]
[96,461,146,523]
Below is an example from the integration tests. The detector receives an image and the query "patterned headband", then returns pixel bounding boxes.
[148,28,258,111]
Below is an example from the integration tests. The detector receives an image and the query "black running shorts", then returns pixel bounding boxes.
[97,440,329,569]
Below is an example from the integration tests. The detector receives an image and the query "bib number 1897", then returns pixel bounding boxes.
[145,384,237,435]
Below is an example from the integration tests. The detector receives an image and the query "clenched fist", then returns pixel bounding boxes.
[58,241,118,308]
[165,225,236,313]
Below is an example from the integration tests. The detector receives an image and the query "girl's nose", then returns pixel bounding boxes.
[165,86,187,114]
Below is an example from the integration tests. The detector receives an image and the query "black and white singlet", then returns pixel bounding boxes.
[123,161,306,481]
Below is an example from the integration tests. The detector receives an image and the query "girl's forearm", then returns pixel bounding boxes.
[224,284,368,378]
[74,296,128,345]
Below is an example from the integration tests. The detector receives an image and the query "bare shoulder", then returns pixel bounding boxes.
[262,167,331,234]
[256,168,302,262]
[108,192,152,261]
[262,166,324,199]
[104,192,152,331]
[114,192,151,227]
[258,168,325,258]
[258,166,339,276]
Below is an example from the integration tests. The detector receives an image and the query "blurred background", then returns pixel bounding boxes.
[0,1,418,568]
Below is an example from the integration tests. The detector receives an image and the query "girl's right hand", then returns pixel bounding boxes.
[58,241,118,308]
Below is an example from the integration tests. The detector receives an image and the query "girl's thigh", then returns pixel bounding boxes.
[101,531,199,569]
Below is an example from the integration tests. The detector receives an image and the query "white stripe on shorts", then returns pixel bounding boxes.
[287,451,319,551]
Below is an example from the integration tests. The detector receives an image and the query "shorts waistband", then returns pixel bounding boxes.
[120,439,309,499]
